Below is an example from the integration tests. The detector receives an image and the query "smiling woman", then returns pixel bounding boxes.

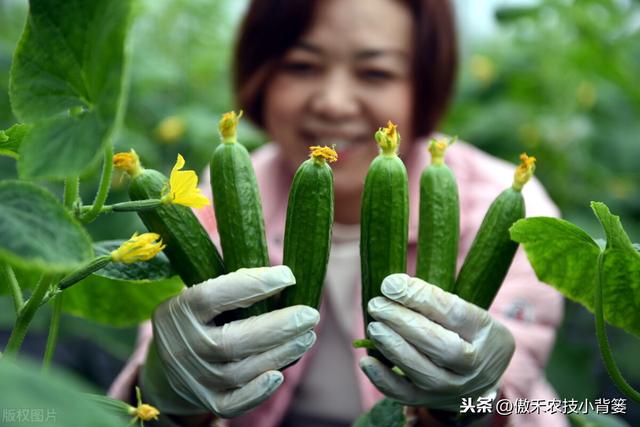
[109,1,568,427]
[234,0,456,223]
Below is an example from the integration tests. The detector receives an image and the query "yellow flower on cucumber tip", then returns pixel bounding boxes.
[375,120,401,153]
[219,110,243,142]
[111,233,165,264]
[162,154,211,208]
[113,149,142,177]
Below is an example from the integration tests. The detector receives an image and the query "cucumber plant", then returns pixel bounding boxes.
[360,121,409,364]
[279,145,337,310]
[454,153,536,308]
[415,137,459,292]
[210,111,270,320]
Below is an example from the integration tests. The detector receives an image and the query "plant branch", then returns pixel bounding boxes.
[81,143,114,223]
[595,251,640,403]
[1,263,23,315]
[57,255,112,291]
[42,293,63,372]
[80,199,163,214]
[64,176,80,210]
[3,275,52,359]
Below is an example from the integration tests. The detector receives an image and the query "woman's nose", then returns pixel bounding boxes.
[309,70,360,120]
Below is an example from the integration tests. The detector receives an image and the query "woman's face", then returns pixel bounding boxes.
[263,0,414,208]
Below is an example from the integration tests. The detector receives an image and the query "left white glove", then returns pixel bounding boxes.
[359,273,515,411]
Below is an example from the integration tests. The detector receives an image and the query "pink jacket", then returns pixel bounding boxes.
[110,140,568,427]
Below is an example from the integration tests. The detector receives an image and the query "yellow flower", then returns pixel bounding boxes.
[113,150,142,177]
[219,110,243,143]
[513,153,537,191]
[374,120,401,155]
[162,154,211,208]
[309,145,338,164]
[128,386,160,425]
[132,404,160,422]
[110,233,165,264]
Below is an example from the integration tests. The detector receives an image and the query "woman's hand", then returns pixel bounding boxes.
[359,274,515,412]
[140,265,319,419]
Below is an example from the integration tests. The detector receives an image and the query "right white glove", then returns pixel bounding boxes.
[141,265,319,419]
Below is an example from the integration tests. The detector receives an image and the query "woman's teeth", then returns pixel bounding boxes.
[318,139,353,151]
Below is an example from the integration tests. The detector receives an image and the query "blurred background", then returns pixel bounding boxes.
[0,0,638,424]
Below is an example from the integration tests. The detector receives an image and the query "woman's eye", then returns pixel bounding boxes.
[281,61,319,75]
[360,69,394,82]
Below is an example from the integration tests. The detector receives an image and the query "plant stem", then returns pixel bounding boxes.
[81,143,114,224]
[1,263,23,315]
[80,199,163,214]
[57,255,112,291]
[4,275,52,359]
[64,176,80,210]
[594,251,640,403]
[42,293,63,372]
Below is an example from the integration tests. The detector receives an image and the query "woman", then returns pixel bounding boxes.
[111,0,567,426]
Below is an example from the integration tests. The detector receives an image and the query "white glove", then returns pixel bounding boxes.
[359,273,515,411]
[141,266,320,419]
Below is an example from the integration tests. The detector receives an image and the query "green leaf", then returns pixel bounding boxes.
[10,0,134,179]
[0,123,30,158]
[353,398,405,427]
[93,240,175,281]
[591,202,636,253]
[62,272,183,327]
[0,359,125,426]
[510,205,640,337]
[0,180,93,272]
[509,217,600,304]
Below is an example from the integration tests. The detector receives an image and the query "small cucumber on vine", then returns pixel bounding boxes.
[278,146,337,310]
[454,153,536,309]
[113,151,225,287]
[360,121,408,364]
[415,137,459,292]
[210,111,270,320]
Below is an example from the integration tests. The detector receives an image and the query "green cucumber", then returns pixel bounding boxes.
[415,138,459,292]
[454,153,536,308]
[127,166,226,287]
[361,122,409,364]
[279,146,336,309]
[210,111,270,320]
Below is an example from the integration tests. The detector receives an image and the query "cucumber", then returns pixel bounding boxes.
[210,111,270,320]
[454,153,536,309]
[114,151,226,287]
[361,122,408,364]
[415,138,459,292]
[278,146,336,310]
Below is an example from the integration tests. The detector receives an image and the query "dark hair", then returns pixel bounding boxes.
[233,0,458,139]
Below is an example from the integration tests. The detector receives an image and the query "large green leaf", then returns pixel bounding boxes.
[0,123,30,159]
[10,0,134,179]
[0,359,124,426]
[509,217,600,303]
[510,204,640,336]
[93,240,175,281]
[0,180,93,272]
[62,272,183,327]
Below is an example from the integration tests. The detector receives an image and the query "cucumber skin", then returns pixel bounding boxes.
[360,155,408,362]
[129,169,226,287]
[454,187,525,309]
[279,159,334,309]
[210,142,271,320]
[210,142,269,272]
[415,164,459,292]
